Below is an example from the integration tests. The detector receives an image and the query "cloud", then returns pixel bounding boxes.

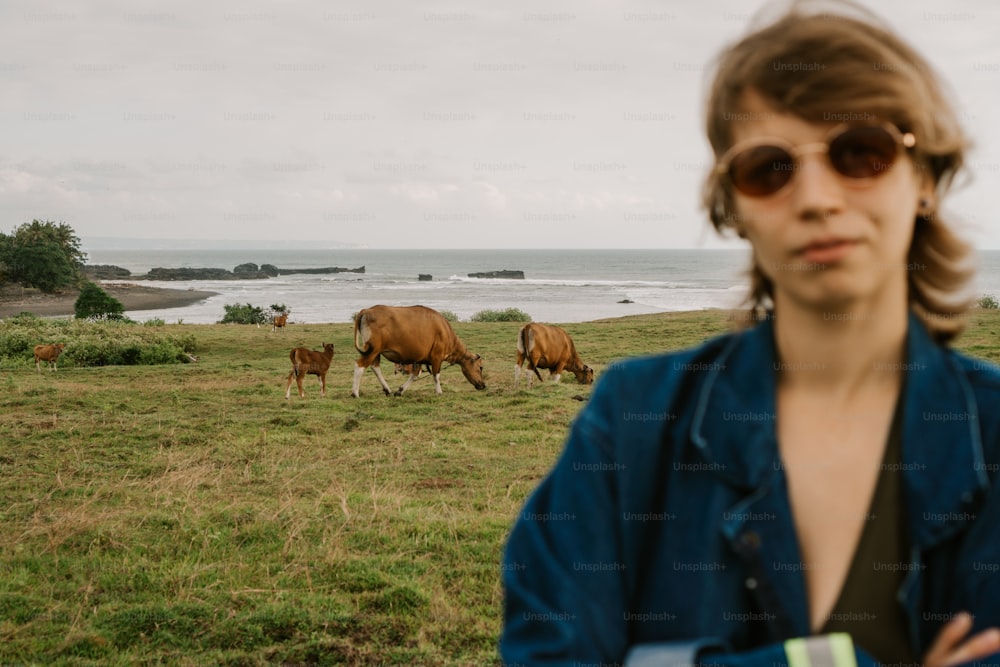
[0,0,996,247]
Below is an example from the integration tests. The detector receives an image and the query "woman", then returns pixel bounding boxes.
[501,2,1000,665]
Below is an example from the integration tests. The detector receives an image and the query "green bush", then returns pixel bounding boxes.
[468,307,532,323]
[978,294,999,310]
[74,281,126,321]
[220,303,268,325]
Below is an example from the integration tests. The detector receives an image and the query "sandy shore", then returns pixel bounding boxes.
[0,283,219,319]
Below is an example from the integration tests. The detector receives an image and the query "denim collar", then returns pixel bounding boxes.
[690,311,990,551]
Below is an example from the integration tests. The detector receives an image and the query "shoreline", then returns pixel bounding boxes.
[0,283,219,319]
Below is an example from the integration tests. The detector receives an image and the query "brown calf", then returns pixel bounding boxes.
[34,343,66,372]
[272,313,288,332]
[285,343,335,399]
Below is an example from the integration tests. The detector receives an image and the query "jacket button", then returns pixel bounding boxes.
[741,531,761,550]
[745,577,758,590]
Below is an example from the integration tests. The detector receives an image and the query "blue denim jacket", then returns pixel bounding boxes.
[501,314,1000,666]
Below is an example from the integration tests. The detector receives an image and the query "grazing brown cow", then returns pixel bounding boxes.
[271,313,288,332]
[515,323,594,389]
[34,343,66,372]
[285,343,335,399]
[352,305,486,396]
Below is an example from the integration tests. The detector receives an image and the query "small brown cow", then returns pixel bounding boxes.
[285,343,335,399]
[271,313,288,332]
[515,323,593,389]
[352,305,486,397]
[34,343,66,372]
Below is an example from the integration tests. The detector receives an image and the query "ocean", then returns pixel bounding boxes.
[81,246,1000,325]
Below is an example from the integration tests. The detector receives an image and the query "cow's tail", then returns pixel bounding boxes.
[520,325,543,382]
[353,310,371,354]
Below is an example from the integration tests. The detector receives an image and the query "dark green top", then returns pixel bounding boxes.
[820,395,917,665]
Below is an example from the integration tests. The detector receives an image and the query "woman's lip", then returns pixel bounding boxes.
[797,239,858,264]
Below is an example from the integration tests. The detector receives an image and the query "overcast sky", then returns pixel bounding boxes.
[1,0,997,249]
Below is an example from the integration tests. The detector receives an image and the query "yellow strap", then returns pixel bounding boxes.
[828,633,858,667]
[784,637,811,667]
[783,634,857,667]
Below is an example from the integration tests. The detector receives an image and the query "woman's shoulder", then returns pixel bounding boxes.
[945,348,1000,393]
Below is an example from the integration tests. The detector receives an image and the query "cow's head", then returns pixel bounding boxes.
[460,353,486,390]
[572,364,595,385]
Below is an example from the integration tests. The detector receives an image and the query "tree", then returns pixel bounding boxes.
[0,220,87,293]
[8,243,78,293]
[75,281,126,321]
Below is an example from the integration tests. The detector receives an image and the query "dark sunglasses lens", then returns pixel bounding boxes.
[729,145,795,197]
[829,126,899,178]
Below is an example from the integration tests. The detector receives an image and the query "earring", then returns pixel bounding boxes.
[918,197,935,218]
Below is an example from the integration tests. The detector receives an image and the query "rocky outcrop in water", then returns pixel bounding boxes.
[84,264,132,279]
[147,267,264,280]
[135,263,366,281]
[467,269,525,279]
[273,266,365,275]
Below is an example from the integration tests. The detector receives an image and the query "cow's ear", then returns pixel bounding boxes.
[473,354,481,360]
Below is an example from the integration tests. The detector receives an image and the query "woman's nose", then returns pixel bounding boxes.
[789,154,845,221]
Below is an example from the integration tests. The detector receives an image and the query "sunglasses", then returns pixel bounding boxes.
[715,123,917,198]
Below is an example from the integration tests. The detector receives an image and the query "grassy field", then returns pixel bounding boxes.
[2,309,999,666]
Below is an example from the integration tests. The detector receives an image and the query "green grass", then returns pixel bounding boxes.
[1,309,998,665]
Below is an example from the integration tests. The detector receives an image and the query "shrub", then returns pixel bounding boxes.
[0,318,198,367]
[439,310,459,322]
[219,303,268,325]
[468,308,532,323]
[978,294,999,310]
[74,281,126,321]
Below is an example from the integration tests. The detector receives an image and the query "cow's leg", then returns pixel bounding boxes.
[285,370,295,399]
[370,363,393,395]
[393,368,422,396]
[35,359,41,372]
[319,372,327,398]
[295,367,307,398]
[428,362,443,394]
[351,363,366,397]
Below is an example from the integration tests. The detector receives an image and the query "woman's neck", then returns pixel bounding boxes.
[772,292,908,397]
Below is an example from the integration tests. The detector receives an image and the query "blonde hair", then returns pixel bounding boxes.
[702,0,974,342]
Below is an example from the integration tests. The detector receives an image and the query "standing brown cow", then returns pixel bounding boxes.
[34,343,66,372]
[285,343,335,399]
[515,323,593,389]
[352,305,485,396]
[271,313,289,332]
